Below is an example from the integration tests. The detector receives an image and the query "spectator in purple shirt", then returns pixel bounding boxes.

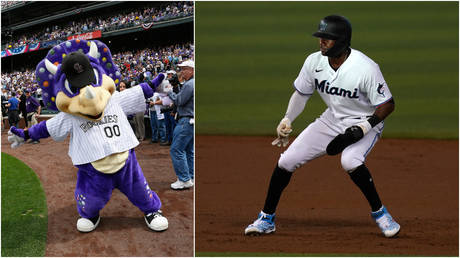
[25,89,41,143]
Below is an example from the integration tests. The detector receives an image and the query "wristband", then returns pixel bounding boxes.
[356,121,372,135]
[367,114,382,128]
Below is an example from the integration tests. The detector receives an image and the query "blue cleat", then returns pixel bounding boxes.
[371,205,401,238]
[244,211,276,236]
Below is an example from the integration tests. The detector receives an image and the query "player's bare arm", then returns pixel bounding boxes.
[372,98,395,123]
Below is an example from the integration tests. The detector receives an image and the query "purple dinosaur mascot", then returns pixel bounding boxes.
[8,39,168,233]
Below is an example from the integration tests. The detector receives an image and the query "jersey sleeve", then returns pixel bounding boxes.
[45,112,73,142]
[364,65,393,106]
[293,55,315,95]
[112,85,146,115]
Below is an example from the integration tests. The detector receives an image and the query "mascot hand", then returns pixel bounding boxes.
[148,73,166,91]
[8,126,27,149]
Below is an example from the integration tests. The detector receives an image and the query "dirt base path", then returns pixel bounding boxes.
[196,136,458,256]
[2,130,193,257]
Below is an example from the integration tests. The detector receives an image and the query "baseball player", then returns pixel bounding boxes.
[245,15,400,238]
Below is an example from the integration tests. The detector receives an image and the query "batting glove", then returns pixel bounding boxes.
[8,126,27,149]
[272,137,290,147]
[272,118,292,148]
[277,117,292,137]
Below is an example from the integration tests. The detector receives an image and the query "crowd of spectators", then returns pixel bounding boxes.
[1,1,27,10]
[114,43,194,84]
[1,42,194,112]
[4,1,193,49]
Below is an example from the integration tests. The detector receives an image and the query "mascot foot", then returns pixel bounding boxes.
[77,216,100,233]
[145,211,168,231]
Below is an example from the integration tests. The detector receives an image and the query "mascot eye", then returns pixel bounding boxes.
[93,68,99,85]
[64,79,75,95]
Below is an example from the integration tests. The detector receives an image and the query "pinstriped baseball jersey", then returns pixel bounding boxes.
[294,48,392,131]
[46,85,146,165]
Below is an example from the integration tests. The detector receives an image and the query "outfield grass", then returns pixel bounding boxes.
[196,2,458,139]
[1,152,47,257]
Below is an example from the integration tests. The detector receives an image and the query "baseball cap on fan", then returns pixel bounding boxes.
[61,52,96,89]
[178,60,194,69]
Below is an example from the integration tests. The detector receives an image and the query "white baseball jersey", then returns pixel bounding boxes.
[294,48,392,132]
[279,48,392,172]
[46,85,146,165]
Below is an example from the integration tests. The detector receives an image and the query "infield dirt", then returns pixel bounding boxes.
[1,130,193,257]
[196,135,458,256]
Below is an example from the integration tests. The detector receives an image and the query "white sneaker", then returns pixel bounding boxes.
[145,211,168,231]
[77,216,100,232]
[371,205,401,238]
[244,211,276,235]
[170,179,193,190]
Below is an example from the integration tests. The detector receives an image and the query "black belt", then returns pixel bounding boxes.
[178,115,194,120]
[352,115,372,119]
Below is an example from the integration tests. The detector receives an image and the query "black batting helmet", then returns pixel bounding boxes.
[313,15,352,57]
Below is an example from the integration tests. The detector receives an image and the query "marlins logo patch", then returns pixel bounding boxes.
[319,20,327,31]
[377,83,385,97]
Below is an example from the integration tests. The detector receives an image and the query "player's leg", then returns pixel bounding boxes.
[245,119,336,235]
[115,149,168,232]
[341,130,400,237]
[74,166,113,232]
[341,131,382,211]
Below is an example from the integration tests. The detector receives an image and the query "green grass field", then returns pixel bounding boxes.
[196,2,459,139]
[1,153,47,257]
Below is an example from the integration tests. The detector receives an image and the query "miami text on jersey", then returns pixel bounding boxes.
[80,114,119,133]
[315,79,359,99]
